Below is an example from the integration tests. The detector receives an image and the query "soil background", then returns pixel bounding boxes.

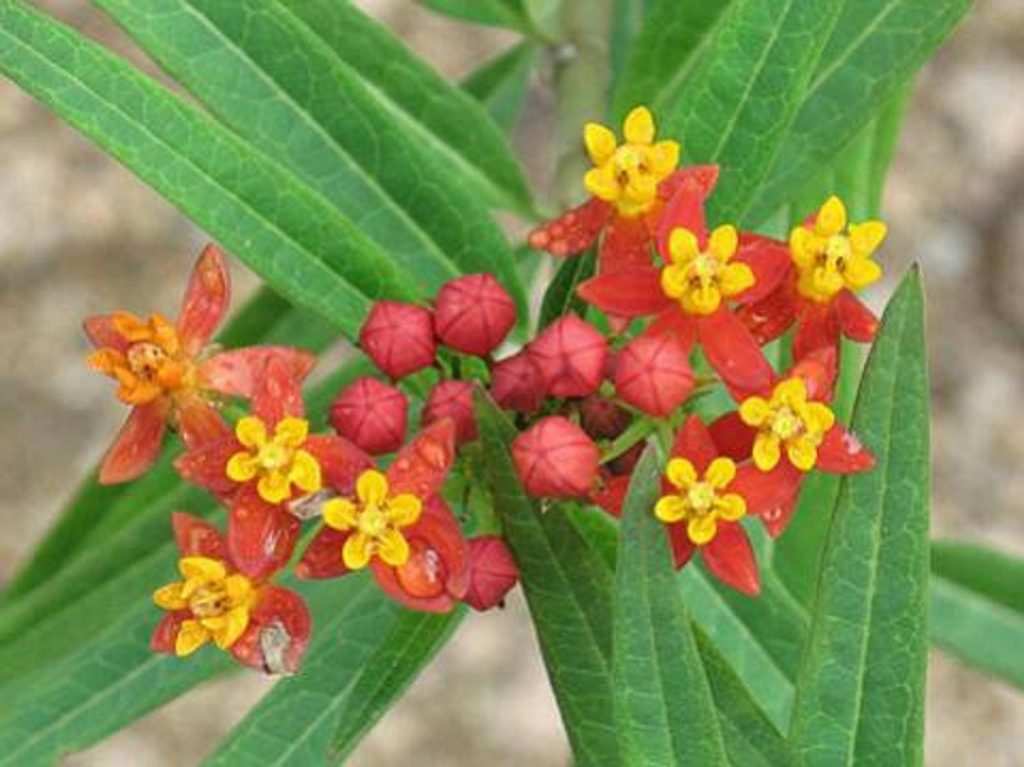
[1,1,1022,764]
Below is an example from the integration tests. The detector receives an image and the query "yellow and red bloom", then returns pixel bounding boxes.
[297,418,470,613]
[576,189,789,398]
[738,195,886,360]
[528,106,718,277]
[151,512,310,674]
[85,245,316,484]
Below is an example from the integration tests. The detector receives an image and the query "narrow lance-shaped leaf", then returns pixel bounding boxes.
[612,448,728,765]
[417,0,531,33]
[537,248,596,330]
[789,268,930,766]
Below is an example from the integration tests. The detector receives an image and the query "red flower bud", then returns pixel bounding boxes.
[434,273,516,357]
[511,416,600,498]
[580,395,631,440]
[463,536,519,611]
[329,376,408,455]
[422,380,477,444]
[490,352,545,413]
[528,315,608,398]
[614,335,694,417]
[359,301,437,379]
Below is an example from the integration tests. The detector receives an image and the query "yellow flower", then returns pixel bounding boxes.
[660,224,754,315]
[226,415,322,503]
[583,106,680,218]
[321,469,423,570]
[790,195,886,303]
[153,556,255,657]
[654,456,746,545]
[739,377,836,472]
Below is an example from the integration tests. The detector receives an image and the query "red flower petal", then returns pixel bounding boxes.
[296,525,351,580]
[227,486,301,581]
[386,418,456,498]
[736,277,798,346]
[599,214,653,274]
[708,411,756,461]
[589,473,631,518]
[836,289,879,343]
[98,401,167,484]
[816,425,875,474]
[733,233,792,304]
[200,347,317,400]
[749,463,804,537]
[252,357,305,425]
[150,610,188,654]
[657,165,720,202]
[174,436,239,497]
[528,197,612,257]
[666,522,696,570]
[304,434,373,495]
[698,309,775,401]
[171,511,227,559]
[82,314,129,352]
[177,244,230,356]
[790,346,838,402]
[702,522,760,596]
[177,395,232,450]
[793,300,840,362]
[644,308,698,349]
[731,463,800,520]
[231,585,311,674]
[670,415,718,473]
[577,269,668,317]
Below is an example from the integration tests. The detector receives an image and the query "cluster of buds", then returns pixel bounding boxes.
[87,103,886,675]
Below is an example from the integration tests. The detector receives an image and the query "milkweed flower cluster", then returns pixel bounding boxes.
[88,105,882,674]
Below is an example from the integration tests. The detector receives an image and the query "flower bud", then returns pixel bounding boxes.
[614,334,694,417]
[434,274,516,357]
[359,301,437,379]
[463,536,519,611]
[490,352,545,413]
[422,380,477,444]
[329,376,408,455]
[528,315,608,398]
[511,416,600,498]
[580,395,631,440]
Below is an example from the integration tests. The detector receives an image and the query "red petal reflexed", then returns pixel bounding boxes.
[793,300,840,362]
[702,522,760,596]
[577,269,668,318]
[836,290,879,343]
[172,511,227,559]
[176,395,231,450]
[177,244,230,356]
[698,309,775,402]
[83,314,129,352]
[655,175,709,258]
[589,473,631,518]
[599,214,653,274]
[816,425,875,474]
[789,346,838,402]
[201,346,317,400]
[304,434,373,495]
[252,356,305,425]
[644,308,698,349]
[708,411,756,461]
[227,486,302,581]
[736,278,798,346]
[150,611,188,654]
[174,436,239,497]
[231,585,311,675]
[666,522,697,570]
[296,525,351,580]
[657,165,720,202]
[670,415,718,473]
[463,537,519,612]
[750,462,804,537]
[527,197,612,257]
[387,418,456,498]
[98,402,167,484]
[734,233,792,304]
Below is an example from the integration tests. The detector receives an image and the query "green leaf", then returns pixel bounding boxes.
[695,627,794,767]
[462,42,538,133]
[661,0,846,223]
[537,249,596,329]
[417,0,530,33]
[930,542,1024,690]
[746,0,970,224]
[612,448,728,765]
[92,0,527,311]
[789,268,930,765]
[475,395,620,766]
[612,0,730,120]
[0,1,420,338]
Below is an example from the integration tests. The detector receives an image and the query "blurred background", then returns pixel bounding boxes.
[1,0,1022,764]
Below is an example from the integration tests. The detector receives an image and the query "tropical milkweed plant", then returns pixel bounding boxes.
[2,0,1019,764]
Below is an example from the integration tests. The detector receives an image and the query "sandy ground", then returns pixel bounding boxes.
[1,0,1022,764]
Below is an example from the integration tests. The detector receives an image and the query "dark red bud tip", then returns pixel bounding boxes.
[579,395,632,440]
[528,315,609,398]
[329,376,408,455]
[490,352,546,413]
[434,273,516,357]
[511,416,600,499]
[422,380,477,445]
[463,536,519,611]
[614,334,694,417]
[359,301,437,379]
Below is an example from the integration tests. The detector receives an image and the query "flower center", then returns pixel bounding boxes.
[660,225,754,315]
[87,312,190,405]
[226,416,322,504]
[321,469,424,570]
[739,377,837,472]
[654,457,747,545]
[188,581,231,619]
